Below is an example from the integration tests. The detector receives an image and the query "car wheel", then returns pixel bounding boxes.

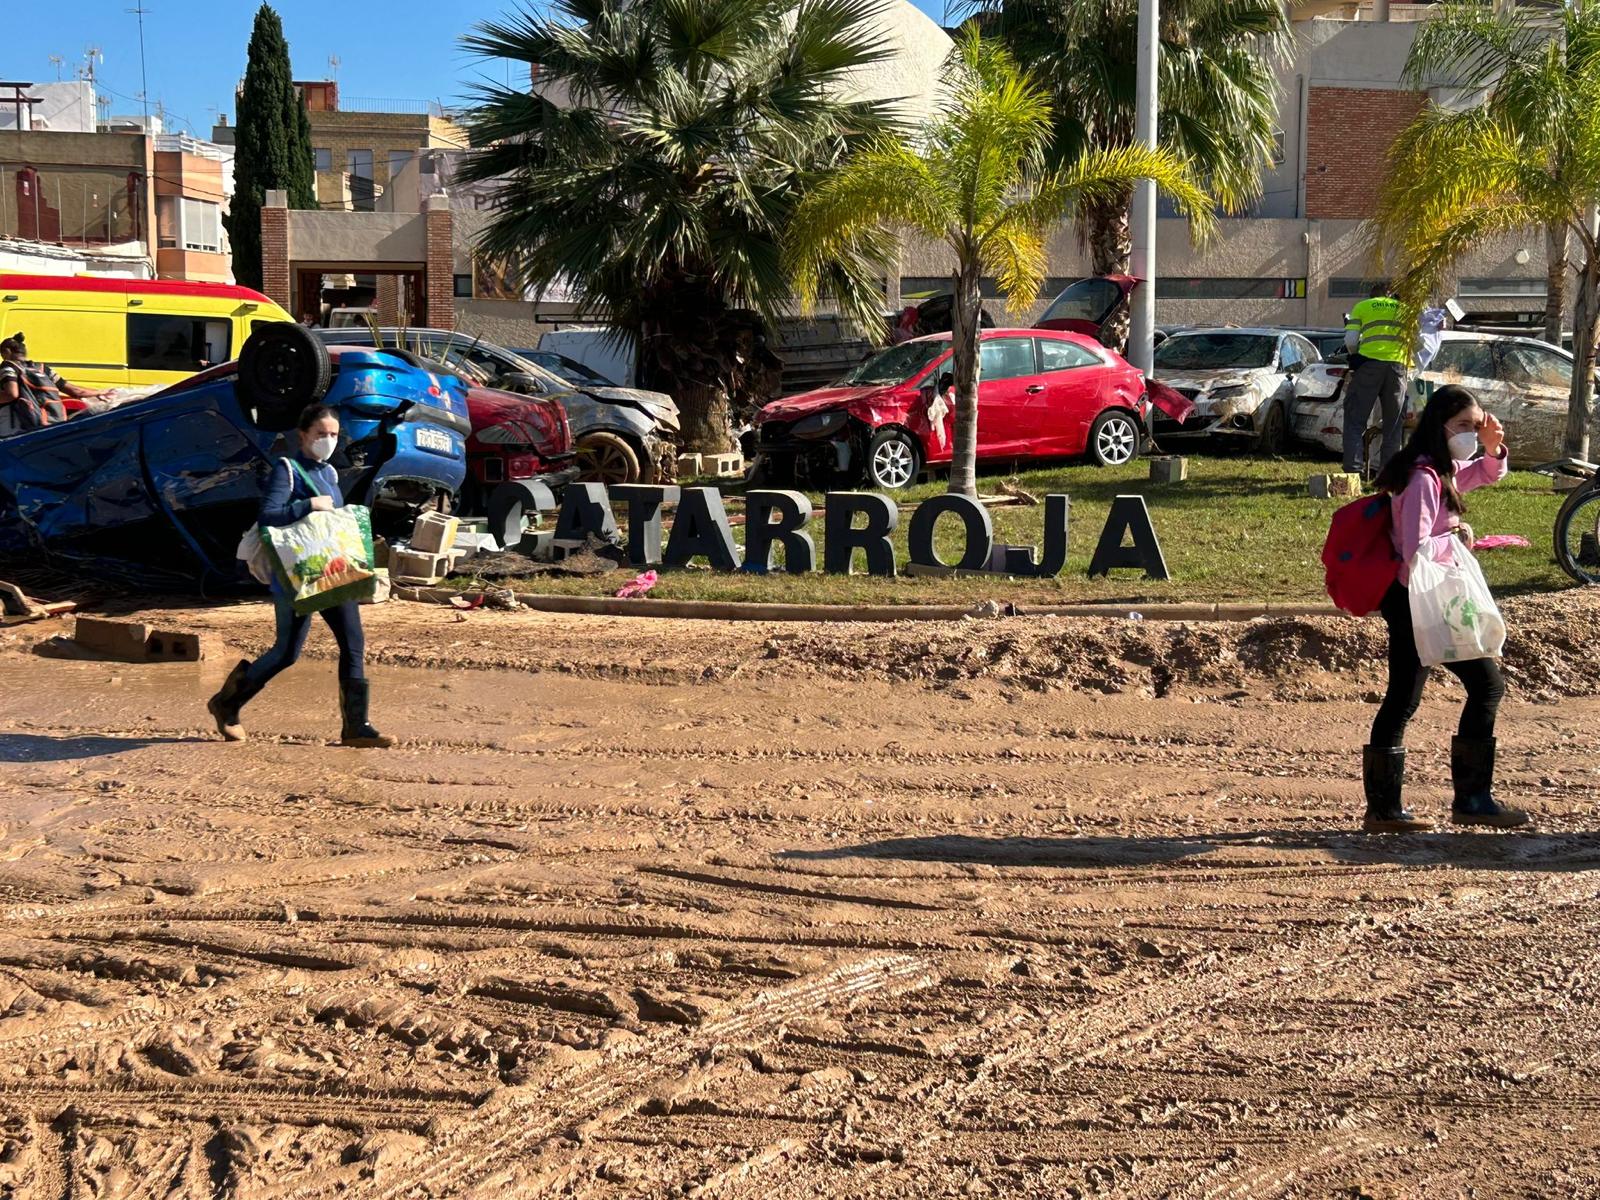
[1088,409,1141,467]
[1254,401,1287,455]
[238,323,332,431]
[575,431,642,485]
[866,428,920,490]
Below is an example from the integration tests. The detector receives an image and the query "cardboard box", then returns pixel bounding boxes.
[410,512,460,555]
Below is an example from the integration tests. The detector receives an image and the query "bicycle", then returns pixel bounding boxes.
[1547,457,1600,584]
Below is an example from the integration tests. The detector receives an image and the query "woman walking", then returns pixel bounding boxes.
[206,404,391,748]
[1362,384,1526,832]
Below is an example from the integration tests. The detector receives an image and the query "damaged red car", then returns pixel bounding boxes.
[751,329,1150,490]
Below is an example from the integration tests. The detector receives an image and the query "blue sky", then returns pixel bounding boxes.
[7,0,952,139]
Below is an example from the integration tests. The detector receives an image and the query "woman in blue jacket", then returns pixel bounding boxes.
[206,403,391,748]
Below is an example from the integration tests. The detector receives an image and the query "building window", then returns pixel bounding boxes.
[453,274,473,298]
[314,147,332,172]
[1458,277,1547,298]
[348,149,374,211]
[127,315,231,373]
[180,198,221,253]
[1329,278,1387,298]
[155,196,179,249]
[1160,278,1304,300]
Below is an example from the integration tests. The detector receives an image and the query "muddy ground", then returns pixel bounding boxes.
[2,591,1600,1198]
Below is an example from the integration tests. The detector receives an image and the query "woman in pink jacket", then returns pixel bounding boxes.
[1364,384,1528,832]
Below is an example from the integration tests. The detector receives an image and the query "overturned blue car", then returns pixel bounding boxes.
[0,324,467,587]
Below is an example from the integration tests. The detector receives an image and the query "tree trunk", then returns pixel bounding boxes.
[1544,222,1569,347]
[1564,254,1598,461]
[947,254,983,499]
[674,381,735,455]
[1082,189,1134,351]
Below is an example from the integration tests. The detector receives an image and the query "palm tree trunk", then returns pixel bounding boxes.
[1565,253,1598,460]
[1544,222,1569,346]
[1083,188,1134,351]
[947,254,983,499]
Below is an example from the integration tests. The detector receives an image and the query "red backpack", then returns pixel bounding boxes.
[1322,492,1400,616]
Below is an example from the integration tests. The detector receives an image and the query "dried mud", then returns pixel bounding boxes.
[2,591,1599,1198]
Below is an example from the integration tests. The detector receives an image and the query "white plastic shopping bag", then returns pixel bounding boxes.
[1408,541,1506,667]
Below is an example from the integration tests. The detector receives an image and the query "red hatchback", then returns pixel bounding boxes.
[752,329,1148,490]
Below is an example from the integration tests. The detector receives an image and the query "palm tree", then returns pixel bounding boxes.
[964,0,1289,347]
[1403,2,1578,346]
[786,31,1212,497]
[457,0,898,452]
[1377,3,1600,459]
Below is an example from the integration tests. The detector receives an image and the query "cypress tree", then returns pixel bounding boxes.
[225,4,316,289]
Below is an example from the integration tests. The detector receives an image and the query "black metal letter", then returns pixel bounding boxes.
[743,490,816,574]
[663,487,741,570]
[823,492,898,576]
[907,493,992,570]
[1087,494,1168,579]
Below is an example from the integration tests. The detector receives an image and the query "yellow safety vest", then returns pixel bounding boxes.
[1346,296,1407,364]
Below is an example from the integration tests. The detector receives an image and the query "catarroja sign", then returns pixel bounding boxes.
[487,483,1168,580]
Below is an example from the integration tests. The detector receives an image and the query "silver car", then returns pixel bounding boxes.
[1150,328,1319,453]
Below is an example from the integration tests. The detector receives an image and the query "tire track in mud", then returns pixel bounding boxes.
[0,1079,479,1129]
[734,869,1600,1197]
[273,954,935,1200]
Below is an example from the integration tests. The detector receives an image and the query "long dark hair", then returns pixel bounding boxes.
[1374,384,1479,514]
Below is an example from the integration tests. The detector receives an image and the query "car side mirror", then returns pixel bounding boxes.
[498,371,544,395]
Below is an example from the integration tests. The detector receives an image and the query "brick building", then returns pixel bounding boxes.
[298,82,466,213]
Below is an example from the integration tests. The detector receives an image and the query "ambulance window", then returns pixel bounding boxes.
[128,315,233,372]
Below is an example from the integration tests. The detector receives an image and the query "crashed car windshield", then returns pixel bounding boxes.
[1154,334,1277,372]
[838,340,947,387]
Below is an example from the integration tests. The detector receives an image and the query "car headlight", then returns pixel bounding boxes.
[1208,384,1251,401]
[792,410,848,439]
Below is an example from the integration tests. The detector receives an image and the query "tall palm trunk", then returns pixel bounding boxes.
[947,254,983,499]
[1566,252,1599,460]
[1545,222,1569,347]
[1082,188,1135,351]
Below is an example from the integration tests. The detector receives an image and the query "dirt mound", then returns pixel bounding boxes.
[767,590,1600,701]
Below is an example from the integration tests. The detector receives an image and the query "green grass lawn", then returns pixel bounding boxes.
[462,454,1573,606]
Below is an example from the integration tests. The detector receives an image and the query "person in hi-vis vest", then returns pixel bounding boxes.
[1343,283,1410,473]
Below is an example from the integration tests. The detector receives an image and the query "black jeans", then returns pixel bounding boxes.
[1371,582,1504,747]
[1342,358,1406,473]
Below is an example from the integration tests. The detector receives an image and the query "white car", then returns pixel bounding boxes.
[1292,331,1599,465]
[1150,328,1320,453]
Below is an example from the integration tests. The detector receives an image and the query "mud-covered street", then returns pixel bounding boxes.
[3,597,1600,1198]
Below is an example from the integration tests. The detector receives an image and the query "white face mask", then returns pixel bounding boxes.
[308,434,338,463]
[1447,430,1479,461]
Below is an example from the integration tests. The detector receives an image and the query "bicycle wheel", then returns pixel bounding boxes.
[1554,482,1600,585]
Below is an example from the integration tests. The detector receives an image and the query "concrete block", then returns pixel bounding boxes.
[143,630,203,662]
[1309,472,1362,500]
[363,569,392,605]
[705,452,744,479]
[1149,456,1188,484]
[676,453,703,479]
[390,549,449,582]
[73,617,149,660]
[372,536,390,569]
[410,511,460,555]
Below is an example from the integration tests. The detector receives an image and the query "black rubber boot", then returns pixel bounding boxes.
[1450,737,1529,828]
[338,678,393,748]
[1361,746,1433,833]
[206,660,263,743]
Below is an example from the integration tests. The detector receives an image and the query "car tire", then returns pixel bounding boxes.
[1254,401,1287,455]
[866,428,920,490]
[238,323,332,431]
[1088,409,1141,467]
[575,431,642,485]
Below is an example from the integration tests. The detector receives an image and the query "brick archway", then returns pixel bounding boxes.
[261,190,454,328]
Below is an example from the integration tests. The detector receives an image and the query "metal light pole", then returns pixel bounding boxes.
[1127,0,1159,374]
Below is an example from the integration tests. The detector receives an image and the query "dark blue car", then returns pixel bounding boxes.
[0,325,467,586]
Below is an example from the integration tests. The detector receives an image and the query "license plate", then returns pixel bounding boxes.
[415,427,454,453]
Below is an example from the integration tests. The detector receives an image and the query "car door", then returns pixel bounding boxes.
[1420,340,1500,414]
[1493,341,1575,461]
[975,336,1041,459]
[1032,336,1110,455]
